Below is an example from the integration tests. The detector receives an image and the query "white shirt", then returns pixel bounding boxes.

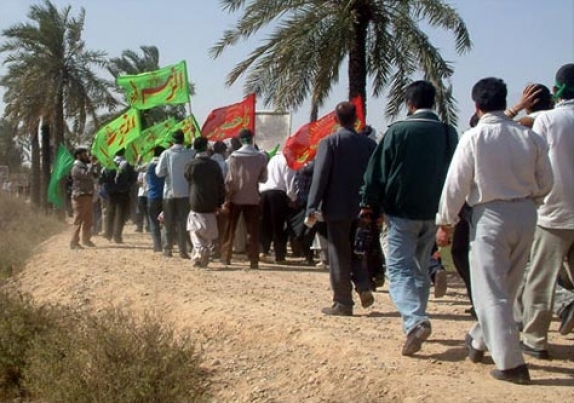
[532,99,574,229]
[259,153,297,201]
[436,112,553,225]
[155,144,195,199]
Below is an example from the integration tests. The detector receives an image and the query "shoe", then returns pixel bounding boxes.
[70,242,84,250]
[465,334,484,363]
[316,261,328,270]
[200,253,210,268]
[359,290,374,308]
[193,259,202,267]
[433,270,447,298]
[402,321,432,356]
[275,258,287,264]
[134,228,143,233]
[490,364,531,385]
[321,303,353,317]
[259,253,269,261]
[220,258,230,266]
[179,252,191,260]
[153,247,162,253]
[520,342,550,360]
[113,237,123,244]
[374,273,385,289]
[558,302,574,335]
[163,249,173,258]
[82,241,96,247]
[103,234,112,241]
[250,261,259,269]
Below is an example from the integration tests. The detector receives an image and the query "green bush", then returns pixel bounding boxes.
[0,292,57,399]
[25,308,209,403]
[0,193,62,278]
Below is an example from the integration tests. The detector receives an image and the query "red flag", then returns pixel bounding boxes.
[201,93,256,141]
[283,96,365,170]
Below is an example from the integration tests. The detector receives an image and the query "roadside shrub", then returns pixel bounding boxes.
[25,308,209,403]
[0,193,62,278]
[0,292,56,399]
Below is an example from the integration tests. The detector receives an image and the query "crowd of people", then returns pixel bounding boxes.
[68,63,574,385]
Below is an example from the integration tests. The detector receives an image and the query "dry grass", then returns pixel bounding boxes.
[0,193,62,278]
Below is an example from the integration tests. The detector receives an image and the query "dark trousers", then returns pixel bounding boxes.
[289,208,315,262]
[222,203,260,264]
[163,197,190,254]
[105,192,130,242]
[136,195,149,231]
[259,190,290,260]
[326,219,370,307]
[452,217,472,305]
[148,198,163,251]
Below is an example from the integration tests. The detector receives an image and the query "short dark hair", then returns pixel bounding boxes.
[335,101,357,127]
[213,141,227,154]
[230,137,242,152]
[472,77,507,112]
[556,63,574,100]
[115,148,125,157]
[405,81,436,109]
[469,113,479,128]
[73,147,87,158]
[153,146,165,157]
[529,84,553,112]
[238,128,254,144]
[172,129,185,144]
[193,137,208,152]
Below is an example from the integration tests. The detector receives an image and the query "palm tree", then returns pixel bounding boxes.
[211,0,471,124]
[0,0,117,209]
[108,45,196,127]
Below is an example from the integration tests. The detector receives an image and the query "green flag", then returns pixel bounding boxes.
[117,61,190,110]
[266,144,280,159]
[91,130,114,170]
[47,144,74,208]
[94,108,141,158]
[138,118,176,154]
[168,114,201,146]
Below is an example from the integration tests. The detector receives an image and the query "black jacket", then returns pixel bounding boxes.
[184,155,225,213]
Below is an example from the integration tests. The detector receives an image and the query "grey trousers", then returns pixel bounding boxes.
[468,199,536,370]
[516,226,574,349]
[554,282,574,317]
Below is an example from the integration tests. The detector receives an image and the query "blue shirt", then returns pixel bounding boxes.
[147,159,165,200]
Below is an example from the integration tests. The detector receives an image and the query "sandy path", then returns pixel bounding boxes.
[5,225,573,402]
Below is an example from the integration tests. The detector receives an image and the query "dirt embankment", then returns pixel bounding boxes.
[5,226,573,402]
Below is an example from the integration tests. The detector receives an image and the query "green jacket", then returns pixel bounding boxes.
[361,111,458,220]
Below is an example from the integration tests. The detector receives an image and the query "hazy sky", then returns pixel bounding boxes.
[1,0,573,136]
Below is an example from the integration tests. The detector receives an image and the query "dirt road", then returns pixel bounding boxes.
[5,226,573,402]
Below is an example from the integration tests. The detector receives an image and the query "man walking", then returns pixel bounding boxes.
[147,146,165,252]
[100,149,137,244]
[259,152,297,263]
[155,130,195,259]
[515,64,574,359]
[436,77,553,384]
[184,137,226,267]
[361,81,458,355]
[307,101,376,316]
[221,129,267,269]
[70,147,97,249]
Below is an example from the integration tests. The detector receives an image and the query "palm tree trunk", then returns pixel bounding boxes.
[348,1,370,119]
[54,88,66,219]
[309,102,319,123]
[40,122,51,212]
[30,125,41,206]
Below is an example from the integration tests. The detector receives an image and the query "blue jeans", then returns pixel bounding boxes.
[385,215,436,334]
